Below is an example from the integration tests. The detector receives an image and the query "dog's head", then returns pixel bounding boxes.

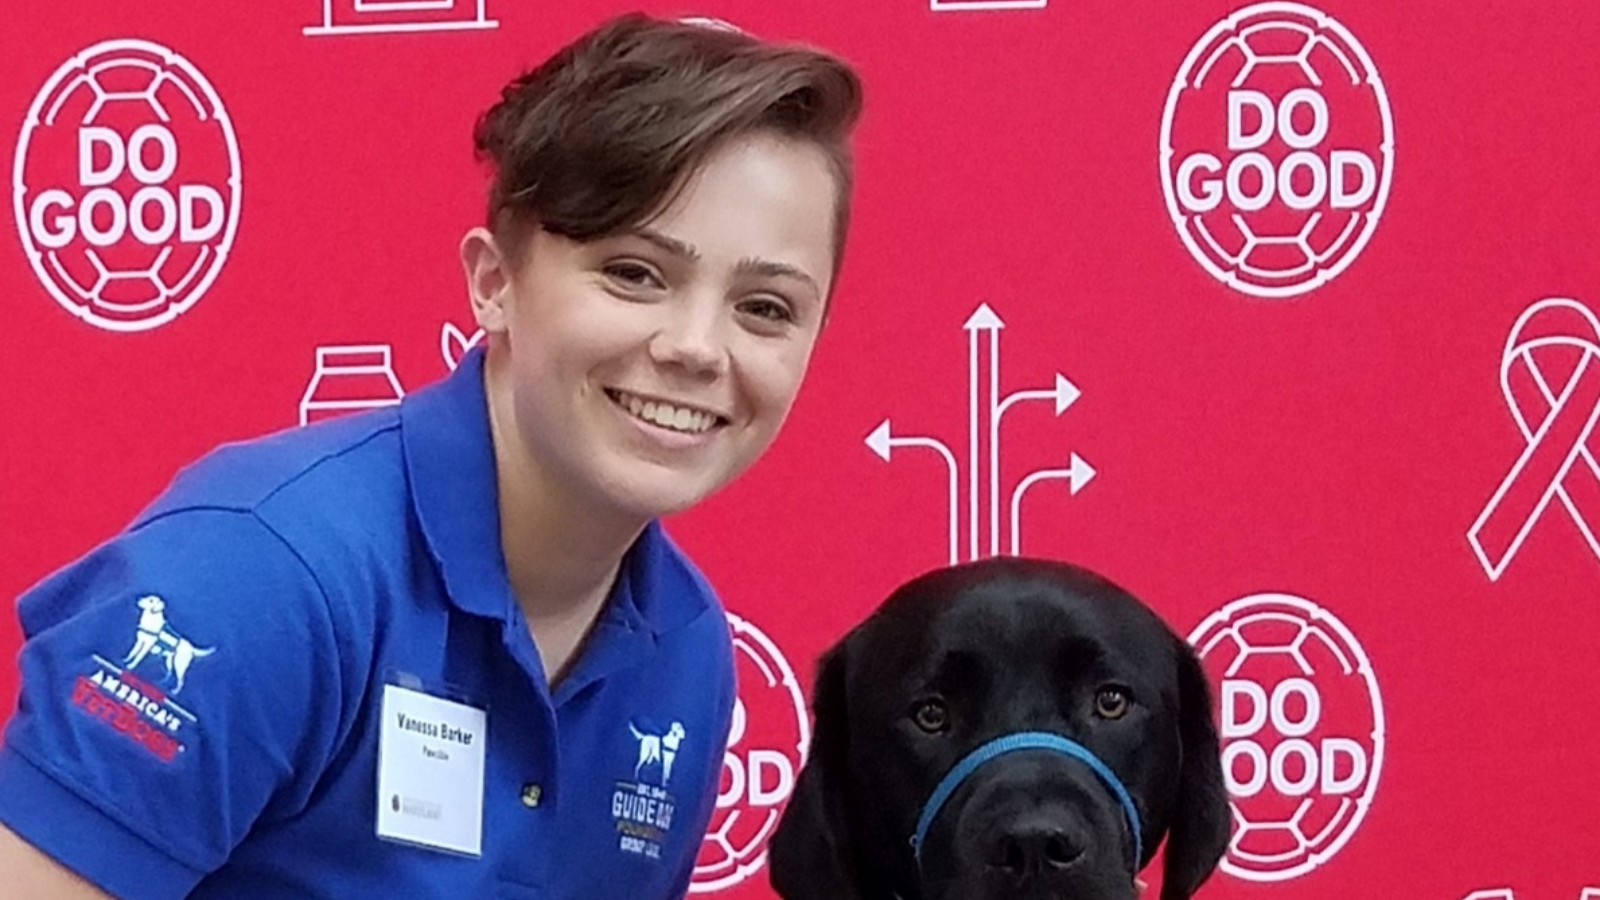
[769,558,1229,900]
[136,595,166,614]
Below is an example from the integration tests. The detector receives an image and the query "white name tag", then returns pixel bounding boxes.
[376,683,487,856]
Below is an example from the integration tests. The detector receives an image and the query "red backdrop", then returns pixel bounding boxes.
[4,2,1598,898]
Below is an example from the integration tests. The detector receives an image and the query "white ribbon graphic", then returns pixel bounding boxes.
[1468,298,1600,581]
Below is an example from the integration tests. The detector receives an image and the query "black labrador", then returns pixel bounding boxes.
[769,558,1229,900]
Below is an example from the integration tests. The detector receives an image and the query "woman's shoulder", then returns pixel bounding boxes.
[128,408,416,612]
[147,407,405,520]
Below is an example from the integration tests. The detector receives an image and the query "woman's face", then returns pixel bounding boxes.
[480,131,837,520]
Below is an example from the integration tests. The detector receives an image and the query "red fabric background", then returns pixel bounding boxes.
[3,1,1597,897]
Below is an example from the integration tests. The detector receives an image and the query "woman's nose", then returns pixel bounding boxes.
[648,301,728,378]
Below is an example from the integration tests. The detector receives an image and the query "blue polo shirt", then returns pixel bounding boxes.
[0,348,737,900]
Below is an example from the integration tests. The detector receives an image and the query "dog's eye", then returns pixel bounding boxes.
[1094,687,1130,720]
[911,699,950,733]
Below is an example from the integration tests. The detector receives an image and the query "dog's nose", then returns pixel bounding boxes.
[986,813,1086,877]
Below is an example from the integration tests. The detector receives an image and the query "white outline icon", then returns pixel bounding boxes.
[1469,297,1600,581]
[1188,592,1384,882]
[1159,2,1394,298]
[298,345,406,425]
[931,0,1046,10]
[691,611,810,893]
[304,0,496,36]
[866,303,1091,564]
[440,321,484,372]
[1465,883,1600,890]
[14,40,242,332]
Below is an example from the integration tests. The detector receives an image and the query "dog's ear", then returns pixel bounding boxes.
[768,639,865,900]
[1160,641,1231,900]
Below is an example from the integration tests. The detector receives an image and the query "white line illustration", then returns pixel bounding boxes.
[967,305,999,561]
[866,302,1092,564]
[440,321,485,371]
[691,611,810,892]
[298,344,406,426]
[14,39,242,333]
[930,0,1047,10]
[992,371,1082,554]
[304,0,496,36]
[1009,455,1095,555]
[866,420,960,565]
[1188,592,1384,881]
[1468,297,1600,581]
[1465,883,1600,890]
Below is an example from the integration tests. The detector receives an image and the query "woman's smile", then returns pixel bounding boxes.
[603,387,730,442]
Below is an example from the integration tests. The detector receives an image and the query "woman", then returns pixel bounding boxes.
[0,14,862,900]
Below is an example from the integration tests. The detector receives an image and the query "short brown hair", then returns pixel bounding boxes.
[473,13,863,282]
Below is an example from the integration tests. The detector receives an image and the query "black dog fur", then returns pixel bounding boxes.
[768,558,1229,900]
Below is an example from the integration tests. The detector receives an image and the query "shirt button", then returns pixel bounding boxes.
[520,783,543,808]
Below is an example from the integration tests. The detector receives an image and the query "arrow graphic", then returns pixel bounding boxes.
[991,372,1081,555]
[866,419,961,564]
[1008,454,1096,555]
[868,303,1093,566]
[965,304,1003,561]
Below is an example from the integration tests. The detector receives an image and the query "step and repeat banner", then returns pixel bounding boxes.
[3,1,1597,897]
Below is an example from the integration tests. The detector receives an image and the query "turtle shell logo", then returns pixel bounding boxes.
[691,612,809,893]
[1188,592,1384,881]
[14,39,242,332]
[1160,3,1393,298]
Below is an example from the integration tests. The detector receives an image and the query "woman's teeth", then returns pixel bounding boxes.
[610,390,717,434]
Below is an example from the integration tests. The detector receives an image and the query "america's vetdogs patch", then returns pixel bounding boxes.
[611,718,687,860]
[69,594,214,763]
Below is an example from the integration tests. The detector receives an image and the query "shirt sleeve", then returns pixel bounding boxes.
[663,609,738,900]
[0,507,349,900]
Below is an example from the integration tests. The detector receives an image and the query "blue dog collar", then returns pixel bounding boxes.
[909,731,1144,872]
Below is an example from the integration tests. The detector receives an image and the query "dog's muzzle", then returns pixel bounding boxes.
[909,732,1143,873]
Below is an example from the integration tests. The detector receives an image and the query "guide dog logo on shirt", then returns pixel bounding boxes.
[631,720,686,784]
[69,594,214,763]
[612,718,686,860]
[123,594,215,693]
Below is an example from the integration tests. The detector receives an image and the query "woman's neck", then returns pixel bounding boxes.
[482,348,648,681]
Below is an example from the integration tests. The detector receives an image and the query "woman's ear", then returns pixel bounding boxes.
[460,226,513,335]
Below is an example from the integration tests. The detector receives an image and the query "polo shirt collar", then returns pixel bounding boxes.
[400,347,679,635]
[400,347,516,622]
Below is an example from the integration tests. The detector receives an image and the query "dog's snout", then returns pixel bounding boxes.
[985,811,1087,878]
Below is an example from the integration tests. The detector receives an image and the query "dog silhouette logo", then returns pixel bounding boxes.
[122,594,216,695]
[629,720,687,786]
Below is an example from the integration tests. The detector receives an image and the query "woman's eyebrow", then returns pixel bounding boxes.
[629,227,701,262]
[735,257,820,297]
[629,227,821,297]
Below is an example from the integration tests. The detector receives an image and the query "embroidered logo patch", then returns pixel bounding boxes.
[122,594,215,694]
[70,594,215,763]
[611,719,686,860]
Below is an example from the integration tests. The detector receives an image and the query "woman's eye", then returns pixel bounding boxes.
[739,297,795,324]
[1094,687,1131,720]
[604,262,663,289]
[911,699,950,734]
